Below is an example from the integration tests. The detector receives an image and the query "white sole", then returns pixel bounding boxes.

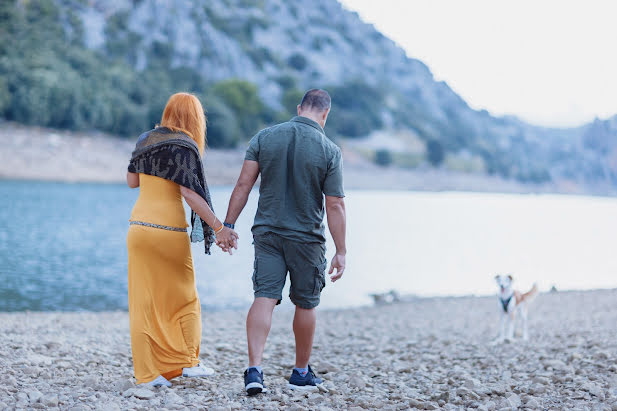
[182,372,214,377]
[246,382,263,390]
[288,383,320,392]
[246,382,268,395]
[182,367,215,378]
[145,376,171,388]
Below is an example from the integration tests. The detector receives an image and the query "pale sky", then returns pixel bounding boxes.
[339,0,617,127]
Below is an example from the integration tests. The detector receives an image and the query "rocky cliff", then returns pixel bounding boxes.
[1,0,616,190]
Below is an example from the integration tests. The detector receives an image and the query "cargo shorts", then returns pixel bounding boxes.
[252,232,327,309]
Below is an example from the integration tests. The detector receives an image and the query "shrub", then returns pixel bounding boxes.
[281,88,304,116]
[287,53,308,71]
[274,74,297,90]
[327,110,373,138]
[374,149,393,167]
[327,81,384,138]
[204,95,241,148]
[211,79,264,136]
[426,140,445,167]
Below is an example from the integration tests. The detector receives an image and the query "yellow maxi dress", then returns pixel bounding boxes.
[127,174,201,383]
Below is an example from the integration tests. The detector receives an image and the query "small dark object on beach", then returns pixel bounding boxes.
[550,285,558,293]
[370,290,400,305]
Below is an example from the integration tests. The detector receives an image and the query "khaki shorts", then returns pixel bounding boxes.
[252,232,327,309]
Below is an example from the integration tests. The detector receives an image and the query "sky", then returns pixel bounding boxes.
[339,0,617,127]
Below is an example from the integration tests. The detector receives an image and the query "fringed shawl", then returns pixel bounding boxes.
[128,127,215,255]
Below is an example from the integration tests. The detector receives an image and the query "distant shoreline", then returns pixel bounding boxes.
[1,121,614,196]
[2,287,615,314]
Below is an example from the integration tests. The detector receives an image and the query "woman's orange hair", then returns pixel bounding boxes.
[160,92,206,155]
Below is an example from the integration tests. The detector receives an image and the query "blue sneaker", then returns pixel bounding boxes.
[244,367,265,396]
[288,365,323,391]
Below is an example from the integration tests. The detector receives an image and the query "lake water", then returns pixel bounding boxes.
[1,181,616,312]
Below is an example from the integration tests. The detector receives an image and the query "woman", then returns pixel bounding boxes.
[126,92,238,387]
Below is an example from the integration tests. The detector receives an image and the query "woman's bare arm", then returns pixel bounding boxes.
[127,172,140,188]
[180,186,239,253]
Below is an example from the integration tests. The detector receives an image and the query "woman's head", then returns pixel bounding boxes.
[160,93,206,154]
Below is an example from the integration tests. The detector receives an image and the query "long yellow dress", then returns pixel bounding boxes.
[127,174,201,383]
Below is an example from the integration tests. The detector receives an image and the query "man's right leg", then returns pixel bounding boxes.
[244,233,286,395]
[246,297,278,366]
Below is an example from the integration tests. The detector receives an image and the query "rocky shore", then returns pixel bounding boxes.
[1,289,617,410]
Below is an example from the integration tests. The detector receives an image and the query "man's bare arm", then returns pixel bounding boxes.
[225,160,260,224]
[325,195,346,282]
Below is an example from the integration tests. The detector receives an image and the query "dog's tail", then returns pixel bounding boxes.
[521,283,539,303]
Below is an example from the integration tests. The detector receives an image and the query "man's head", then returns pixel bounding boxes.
[297,89,331,128]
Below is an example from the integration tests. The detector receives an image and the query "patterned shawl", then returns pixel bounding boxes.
[128,127,215,255]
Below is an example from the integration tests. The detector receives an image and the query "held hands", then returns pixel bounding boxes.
[329,253,346,282]
[215,227,239,255]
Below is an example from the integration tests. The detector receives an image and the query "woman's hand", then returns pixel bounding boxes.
[215,227,239,255]
[180,186,237,254]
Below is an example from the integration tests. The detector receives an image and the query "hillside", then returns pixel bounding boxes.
[1,0,616,191]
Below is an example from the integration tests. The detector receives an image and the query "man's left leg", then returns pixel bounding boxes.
[293,306,316,368]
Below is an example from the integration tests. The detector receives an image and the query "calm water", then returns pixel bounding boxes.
[1,181,616,311]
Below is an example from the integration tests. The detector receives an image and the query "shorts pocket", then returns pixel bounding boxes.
[313,260,327,295]
[252,258,258,289]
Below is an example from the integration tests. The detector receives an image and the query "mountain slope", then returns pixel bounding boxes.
[1,0,616,190]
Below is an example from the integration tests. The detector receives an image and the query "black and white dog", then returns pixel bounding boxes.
[493,274,538,342]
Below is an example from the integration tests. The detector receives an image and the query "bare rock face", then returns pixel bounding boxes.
[71,0,429,107]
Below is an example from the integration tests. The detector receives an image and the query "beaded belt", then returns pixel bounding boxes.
[129,220,187,232]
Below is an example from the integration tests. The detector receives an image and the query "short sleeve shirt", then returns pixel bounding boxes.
[245,116,344,242]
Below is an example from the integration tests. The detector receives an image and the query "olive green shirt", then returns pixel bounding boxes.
[245,116,344,243]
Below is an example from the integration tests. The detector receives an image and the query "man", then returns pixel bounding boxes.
[221,89,346,395]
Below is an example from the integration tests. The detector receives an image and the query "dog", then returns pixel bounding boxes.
[493,274,538,342]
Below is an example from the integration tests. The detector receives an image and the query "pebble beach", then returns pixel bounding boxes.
[1,289,617,410]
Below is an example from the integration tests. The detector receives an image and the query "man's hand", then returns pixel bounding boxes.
[215,227,239,255]
[328,253,346,282]
[325,195,346,282]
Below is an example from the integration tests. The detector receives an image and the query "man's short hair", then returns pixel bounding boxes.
[300,89,331,112]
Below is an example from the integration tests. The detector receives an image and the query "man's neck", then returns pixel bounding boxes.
[298,112,324,128]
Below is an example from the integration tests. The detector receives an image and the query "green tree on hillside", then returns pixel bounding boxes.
[203,95,242,148]
[326,81,384,138]
[374,149,393,167]
[281,88,305,116]
[426,140,445,167]
[212,79,268,138]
